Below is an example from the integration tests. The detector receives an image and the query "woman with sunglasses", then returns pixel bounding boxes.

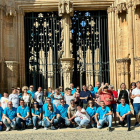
[44,104,57,130]
[17,87,22,100]
[50,88,63,107]
[31,101,42,130]
[21,86,34,108]
[73,87,80,105]
[129,82,136,106]
[86,100,97,127]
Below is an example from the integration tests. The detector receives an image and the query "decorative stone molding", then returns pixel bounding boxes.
[58,0,74,16]
[116,58,130,63]
[133,0,140,10]
[107,6,116,13]
[5,61,18,74]
[5,0,16,16]
[116,3,127,14]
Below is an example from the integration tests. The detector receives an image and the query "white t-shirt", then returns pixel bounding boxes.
[9,93,19,108]
[132,88,140,103]
[64,94,75,106]
[23,95,30,103]
[75,108,90,121]
[34,91,43,105]
[1,97,9,110]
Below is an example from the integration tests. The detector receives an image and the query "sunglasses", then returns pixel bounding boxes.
[77,89,80,90]
[34,103,38,104]
[71,103,75,104]
[48,106,52,107]
[30,87,33,88]
[59,88,62,89]
[8,104,12,105]
[17,89,21,90]
[61,101,64,103]
[24,89,28,90]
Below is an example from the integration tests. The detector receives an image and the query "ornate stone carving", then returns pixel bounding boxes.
[5,61,18,73]
[58,0,74,16]
[116,3,127,14]
[133,0,140,11]
[5,0,16,16]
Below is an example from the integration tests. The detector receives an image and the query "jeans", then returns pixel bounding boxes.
[133,103,140,115]
[16,117,31,129]
[3,118,16,128]
[74,117,90,127]
[57,117,70,126]
[119,114,131,128]
[0,121,3,131]
[97,115,112,129]
[32,116,44,127]
[44,119,58,127]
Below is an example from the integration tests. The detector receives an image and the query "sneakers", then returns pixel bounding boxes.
[135,122,139,127]
[51,126,56,130]
[76,126,81,129]
[33,126,37,130]
[44,127,48,130]
[109,127,112,132]
[6,127,10,132]
[92,123,96,128]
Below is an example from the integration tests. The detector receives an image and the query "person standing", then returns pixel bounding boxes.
[34,87,43,109]
[3,101,17,131]
[50,88,63,107]
[108,85,118,124]
[21,86,34,108]
[88,85,95,98]
[59,86,64,96]
[17,87,22,100]
[64,88,75,106]
[0,92,9,110]
[118,83,129,105]
[27,85,36,99]
[73,87,80,105]
[43,89,48,104]
[129,82,136,106]
[116,97,131,131]
[9,87,19,108]
[0,102,3,131]
[95,101,112,131]
[93,82,100,93]
[74,106,90,129]
[16,100,31,130]
[86,100,97,127]
[70,83,76,95]
[131,81,140,126]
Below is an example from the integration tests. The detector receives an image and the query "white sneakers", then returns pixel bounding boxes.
[33,127,37,130]
[6,127,10,132]
[44,127,48,130]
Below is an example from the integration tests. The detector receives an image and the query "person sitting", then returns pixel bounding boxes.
[0,102,3,131]
[44,103,58,130]
[86,100,97,127]
[116,97,131,131]
[74,106,90,129]
[31,101,42,130]
[16,99,31,130]
[56,99,70,128]
[3,101,17,131]
[95,101,112,131]
[67,99,77,128]
[0,91,9,110]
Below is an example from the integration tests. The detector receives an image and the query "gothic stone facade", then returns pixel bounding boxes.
[0,0,139,93]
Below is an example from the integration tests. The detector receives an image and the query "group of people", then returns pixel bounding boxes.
[0,81,140,132]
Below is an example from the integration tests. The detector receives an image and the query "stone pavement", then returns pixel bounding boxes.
[0,126,140,140]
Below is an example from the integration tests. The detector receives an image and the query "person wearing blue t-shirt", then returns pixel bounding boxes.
[3,101,17,131]
[16,99,31,130]
[17,87,22,100]
[0,94,2,100]
[59,86,64,96]
[31,101,42,130]
[44,104,58,130]
[93,82,100,93]
[116,97,131,131]
[70,83,76,95]
[27,85,36,99]
[56,99,70,128]
[86,100,96,127]
[0,103,3,131]
[95,101,112,131]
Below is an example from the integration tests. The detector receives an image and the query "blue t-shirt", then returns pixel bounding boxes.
[44,110,56,120]
[90,90,95,98]
[18,93,22,100]
[56,104,69,118]
[0,94,2,100]
[86,106,96,117]
[80,90,91,104]
[60,91,64,96]
[0,107,3,121]
[71,88,76,95]
[27,90,35,98]
[31,108,42,115]
[3,107,17,121]
[43,103,56,113]
[17,106,30,117]
[93,87,99,94]
[96,106,110,120]
[48,92,53,103]
[117,103,130,117]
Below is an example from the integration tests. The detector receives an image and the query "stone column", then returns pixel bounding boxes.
[5,61,18,94]
[58,0,74,89]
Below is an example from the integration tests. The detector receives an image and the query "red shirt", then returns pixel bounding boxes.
[100,90,113,105]
[111,90,118,104]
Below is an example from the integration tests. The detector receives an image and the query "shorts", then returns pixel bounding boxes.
[111,104,116,113]
[133,103,140,115]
